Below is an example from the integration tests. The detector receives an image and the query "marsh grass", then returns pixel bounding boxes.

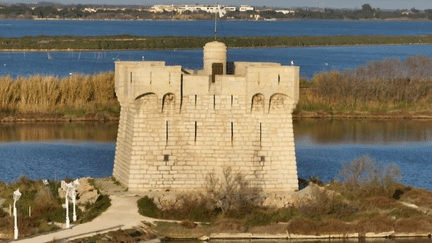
[2,54,432,118]
[301,55,432,113]
[0,72,117,117]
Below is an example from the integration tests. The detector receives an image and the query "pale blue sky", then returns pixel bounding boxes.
[1,0,431,10]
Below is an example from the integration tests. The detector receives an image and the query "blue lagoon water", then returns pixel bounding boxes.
[1,20,432,78]
[297,142,432,187]
[0,141,115,182]
[2,44,432,78]
[1,20,432,37]
[2,120,432,192]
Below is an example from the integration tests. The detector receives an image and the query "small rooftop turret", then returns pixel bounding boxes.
[203,41,227,75]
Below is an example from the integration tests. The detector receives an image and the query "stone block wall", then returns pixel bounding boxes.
[113,55,299,193]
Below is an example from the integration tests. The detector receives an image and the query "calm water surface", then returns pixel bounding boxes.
[2,120,432,192]
[0,122,118,182]
[2,44,432,78]
[1,20,432,78]
[1,20,432,37]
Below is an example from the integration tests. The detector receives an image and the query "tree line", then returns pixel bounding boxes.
[1,3,432,20]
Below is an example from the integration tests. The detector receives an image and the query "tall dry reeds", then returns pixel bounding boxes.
[0,72,116,113]
[300,54,432,111]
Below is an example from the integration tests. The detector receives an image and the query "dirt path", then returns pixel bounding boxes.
[13,178,180,243]
[13,177,154,243]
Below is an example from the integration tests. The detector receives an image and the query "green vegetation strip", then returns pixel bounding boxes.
[1,35,432,50]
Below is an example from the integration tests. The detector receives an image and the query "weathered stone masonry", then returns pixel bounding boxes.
[113,41,300,192]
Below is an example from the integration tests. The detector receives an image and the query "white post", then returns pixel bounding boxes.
[13,189,21,240]
[65,190,70,229]
[13,200,17,240]
[62,180,79,228]
[72,179,79,222]
[72,190,76,222]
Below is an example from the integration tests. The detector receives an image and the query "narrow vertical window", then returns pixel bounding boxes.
[213,95,216,110]
[166,121,169,146]
[169,72,171,85]
[195,95,197,108]
[194,121,197,144]
[260,123,262,145]
[278,74,280,85]
[231,122,234,146]
[231,95,233,107]
[130,72,133,84]
[180,74,183,112]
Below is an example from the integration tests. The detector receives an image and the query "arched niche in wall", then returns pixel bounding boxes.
[268,93,288,113]
[251,93,265,113]
[135,93,158,113]
[162,93,176,113]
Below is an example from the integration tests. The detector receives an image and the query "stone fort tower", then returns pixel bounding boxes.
[113,41,299,192]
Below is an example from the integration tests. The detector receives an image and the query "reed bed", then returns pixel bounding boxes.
[0,72,117,115]
[299,54,432,112]
[2,54,432,117]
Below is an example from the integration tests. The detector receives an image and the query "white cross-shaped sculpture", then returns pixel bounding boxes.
[61,180,79,228]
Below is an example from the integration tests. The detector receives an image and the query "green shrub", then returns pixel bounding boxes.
[56,107,87,117]
[297,186,358,221]
[269,207,301,222]
[244,210,273,227]
[47,205,78,223]
[190,204,213,222]
[137,196,160,218]
[244,208,301,227]
[79,195,111,223]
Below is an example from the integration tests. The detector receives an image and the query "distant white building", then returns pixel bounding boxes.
[203,5,227,16]
[148,4,178,13]
[83,7,97,13]
[239,5,254,12]
[151,4,234,17]
[275,9,295,14]
[177,4,202,13]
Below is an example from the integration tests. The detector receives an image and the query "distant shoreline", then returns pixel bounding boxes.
[2,17,431,22]
[1,42,431,52]
[1,35,432,51]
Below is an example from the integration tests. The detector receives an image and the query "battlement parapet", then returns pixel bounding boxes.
[115,60,299,114]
